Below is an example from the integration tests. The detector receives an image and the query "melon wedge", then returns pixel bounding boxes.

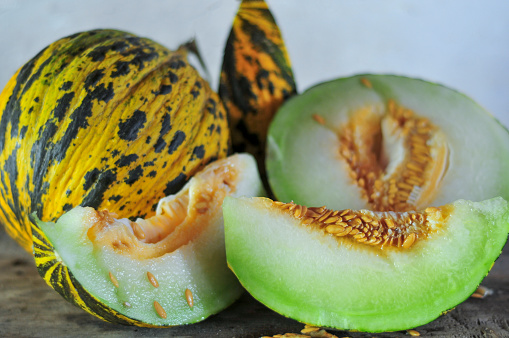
[223,196,509,332]
[31,153,265,327]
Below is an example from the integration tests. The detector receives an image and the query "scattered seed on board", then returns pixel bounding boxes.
[407,329,421,336]
[147,271,159,288]
[185,288,194,308]
[154,300,167,319]
[109,271,119,288]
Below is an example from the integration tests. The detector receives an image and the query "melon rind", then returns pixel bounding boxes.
[32,154,265,326]
[223,196,509,332]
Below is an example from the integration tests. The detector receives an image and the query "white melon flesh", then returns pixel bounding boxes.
[34,153,265,326]
[223,196,509,332]
[266,74,509,211]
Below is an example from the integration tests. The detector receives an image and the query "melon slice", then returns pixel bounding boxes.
[266,74,509,211]
[31,153,265,327]
[223,196,509,332]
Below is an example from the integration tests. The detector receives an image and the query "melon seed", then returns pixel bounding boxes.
[185,288,194,308]
[154,300,167,319]
[147,271,159,288]
[109,271,119,288]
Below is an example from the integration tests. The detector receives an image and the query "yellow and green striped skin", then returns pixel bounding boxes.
[219,0,296,169]
[31,218,158,327]
[0,30,229,252]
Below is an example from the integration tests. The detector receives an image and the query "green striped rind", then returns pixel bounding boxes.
[219,0,296,169]
[30,214,163,327]
[0,29,229,252]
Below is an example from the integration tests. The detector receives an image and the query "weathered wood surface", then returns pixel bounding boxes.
[1,226,508,338]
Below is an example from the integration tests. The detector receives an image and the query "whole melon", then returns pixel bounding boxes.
[0,29,229,252]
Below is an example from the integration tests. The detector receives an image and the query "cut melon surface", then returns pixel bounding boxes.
[31,153,265,327]
[223,196,509,332]
[266,74,509,211]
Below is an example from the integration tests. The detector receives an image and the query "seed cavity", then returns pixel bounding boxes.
[153,300,167,319]
[274,201,447,249]
[338,99,449,212]
[147,271,159,288]
[185,288,194,308]
[109,271,119,288]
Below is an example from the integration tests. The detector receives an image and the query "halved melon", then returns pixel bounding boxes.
[266,74,509,211]
[31,153,264,327]
[223,196,509,332]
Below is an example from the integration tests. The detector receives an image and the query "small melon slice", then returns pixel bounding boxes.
[223,196,509,332]
[266,74,509,211]
[31,153,264,327]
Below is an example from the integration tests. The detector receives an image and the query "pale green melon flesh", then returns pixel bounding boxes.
[223,196,509,332]
[266,74,509,210]
[36,153,265,326]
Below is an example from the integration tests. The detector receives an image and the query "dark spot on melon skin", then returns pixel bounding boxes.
[65,189,71,197]
[80,168,117,210]
[2,146,24,226]
[110,61,131,78]
[52,92,75,122]
[168,71,179,83]
[148,170,157,177]
[34,97,40,103]
[109,195,122,202]
[83,168,101,191]
[118,110,146,141]
[50,81,115,165]
[125,165,143,185]
[154,113,172,153]
[169,58,186,70]
[137,189,142,194]
[153,85,172,96]
[115,154,139,167]
[208,124,215,135]
[143,160,155,167]
[59,81,73,91]
[192,145,205,160]
[168,130,186,155]
[62,203,73,212]
[19,126,28,140]
[164,172,187,196]
[87,41,130,62]
[84,69,105,89]
[110,149,120,158]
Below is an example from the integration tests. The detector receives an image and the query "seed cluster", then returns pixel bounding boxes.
[273,201,434,249]
[338,97,442,212]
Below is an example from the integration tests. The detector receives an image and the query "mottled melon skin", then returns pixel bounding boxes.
[32,154,265,327]
[223,196,509,332]
[0,29,229,252]
[266,74,509,210]
[219,0,296,170]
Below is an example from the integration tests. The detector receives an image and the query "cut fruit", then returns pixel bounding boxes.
[266,74,509,211]
[223,196,509,332]
[31,154,265,327]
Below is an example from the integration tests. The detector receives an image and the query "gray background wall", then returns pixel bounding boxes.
[1,0,508,127]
